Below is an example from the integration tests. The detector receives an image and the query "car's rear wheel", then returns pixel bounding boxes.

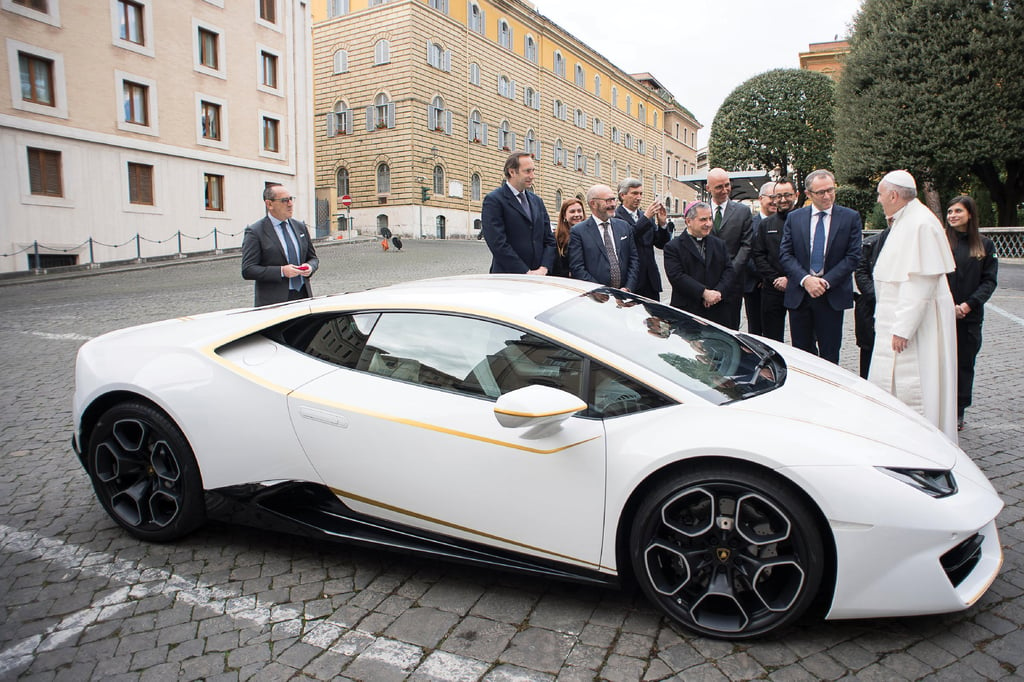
[630,464,825,639]
[86,401,205,542]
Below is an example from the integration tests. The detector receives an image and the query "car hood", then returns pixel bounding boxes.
[733,344,959,469]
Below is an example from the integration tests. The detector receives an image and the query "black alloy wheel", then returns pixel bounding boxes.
[630,464,825,639]
[87,401,205,542]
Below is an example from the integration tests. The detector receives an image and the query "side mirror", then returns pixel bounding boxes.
[493,385,587,428]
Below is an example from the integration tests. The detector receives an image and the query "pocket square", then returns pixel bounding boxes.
[619,235,628,241]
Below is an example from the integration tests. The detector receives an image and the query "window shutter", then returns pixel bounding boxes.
[510,132,516,150]
[344,109,353,134]
[535,142,541,161]
[425,39,431,64]
[510,80,516,101]
[443,50,451,72]
[481,123,488,146]
[327,112,337,137]
[480,9,485,32]
[468,121,475,142]
[428,104,436,130]
[444,110,452,135]
[365,106,374,131]
[386,102,395,128]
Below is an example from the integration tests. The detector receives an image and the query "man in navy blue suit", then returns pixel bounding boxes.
[778,169,863,363]
[481,153,555,275]
[569,184,639,291]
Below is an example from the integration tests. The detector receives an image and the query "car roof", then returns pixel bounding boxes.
[308,275,600,320]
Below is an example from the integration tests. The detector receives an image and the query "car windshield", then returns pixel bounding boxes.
[539,288,786,405]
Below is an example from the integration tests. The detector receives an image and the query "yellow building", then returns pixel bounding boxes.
[312,0,699,238]
[0,0,313,273]
[799,40,850,82]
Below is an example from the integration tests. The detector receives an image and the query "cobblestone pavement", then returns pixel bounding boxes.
[1,238,1023,681]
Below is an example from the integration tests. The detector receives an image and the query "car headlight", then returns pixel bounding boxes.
[877,467,957,498]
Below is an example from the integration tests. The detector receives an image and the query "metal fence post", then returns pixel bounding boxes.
[88,237,94,265]
[33,241,40,272]
[136,234,141,260]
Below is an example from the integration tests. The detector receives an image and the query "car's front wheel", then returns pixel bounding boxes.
[86,401,205,542]
[630,464,825,639]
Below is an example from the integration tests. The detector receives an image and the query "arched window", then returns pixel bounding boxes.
[499,120,511,150]
[554,189,562,209]
[373,39,390,65]
[612,86,618,108]
[469,62,481,86]
[376,163,390,194]
[624,132,633,149]
[525,129,537,157]
[574,108,585,128]
[638,103,645,121]
[524,35,537,62]
[498,75,510,98]
[369,92,392,129]
[333,49,349,74]
[611,160,618,184]
[574,63,584,87]
[435,215,446,239]
[468,109,482,142]
[611,126,620,144]
[554,139,563,166]
[330,100,352,136]
[593,153,601,178]
[498,19,512,49]
[592,117,603,137]
[626,94,632,114]
[336,167,349,197]
[376,214,389,233]
[429,95,448,133]
[471,173,481,201]
[469,3,484,33]
[553,51,565,78]
[574,147,584,172]
[433,165,445,195]
[593,74,601,97]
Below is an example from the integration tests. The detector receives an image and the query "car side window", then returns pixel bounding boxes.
[586,363,673,418]
[270,312,379,369]
[357,312,585,401]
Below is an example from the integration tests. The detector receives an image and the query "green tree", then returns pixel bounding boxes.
[709,69,836,188]
[835,0,1024,226]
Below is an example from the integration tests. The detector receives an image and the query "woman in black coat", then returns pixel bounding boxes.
[945,196,998,430]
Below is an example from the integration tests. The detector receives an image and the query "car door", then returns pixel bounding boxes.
[286,311,608,570]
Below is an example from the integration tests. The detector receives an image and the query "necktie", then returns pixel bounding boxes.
[810,212,826,274]
[518,191,531,220]
[714,205,722,233]
[601,222,621,288]
[281,221,302,291]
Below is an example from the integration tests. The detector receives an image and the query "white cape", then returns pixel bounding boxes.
[868,199,958,441]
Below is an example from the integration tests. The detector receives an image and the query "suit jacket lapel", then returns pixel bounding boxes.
[263,217,289,262]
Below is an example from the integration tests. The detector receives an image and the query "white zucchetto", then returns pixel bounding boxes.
[882,169,917,190]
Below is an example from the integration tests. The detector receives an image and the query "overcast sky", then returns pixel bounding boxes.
[535,0,864,147]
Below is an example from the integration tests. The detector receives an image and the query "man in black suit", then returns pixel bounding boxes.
[614,178,672,300]
[481,153,555,275]
[778,169,863,363]
[663,202,735,326]
[744,182,776,335]
[569,184,639,291]
[241,184,319,307]
[706,168,753,330]
[853,226,891,378]
[752,179,797,342]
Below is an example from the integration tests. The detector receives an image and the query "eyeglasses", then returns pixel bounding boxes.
[271,196,296,203]
[774,192,795,199]
[806,187,836,197]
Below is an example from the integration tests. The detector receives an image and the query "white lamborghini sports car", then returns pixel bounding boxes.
[72,275,1003,639]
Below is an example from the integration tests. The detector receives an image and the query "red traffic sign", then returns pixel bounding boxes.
[340,195,352,208]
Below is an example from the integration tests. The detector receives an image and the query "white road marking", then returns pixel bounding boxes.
[989,304,1024,328]
[25,331,93,341]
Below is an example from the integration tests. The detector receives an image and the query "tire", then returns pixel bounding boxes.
[86,401,205,542]
[629,464,825,639]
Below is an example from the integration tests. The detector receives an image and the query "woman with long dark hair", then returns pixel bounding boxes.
[945,195,998,430]
[551,198,586,278]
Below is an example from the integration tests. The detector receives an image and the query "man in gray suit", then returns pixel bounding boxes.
[241,184,319,307]
[569,184,639,291]
[706,168,753,330]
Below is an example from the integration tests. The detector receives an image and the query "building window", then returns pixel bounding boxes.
[574,63,584,87]
[553,51,565,78]
[201,101,221,139]
[469,3,484,34]
[374,39,390,65]
[468,110,483,143]
[653,111,658,130]
[328,101,352,136]
[428,95,450,134]
[260,51,278,88]
[262,116,279,152]
[259,0,275,23]
[498,120,511,150]
[198,28,219,70]
[336,167,349,197]
[426,41,450,71]
[471,173,481,201]
[498,20,511,49]
[498,75,515,100]
[612,86,618,108]
[433,165,444,195]
[333,49,348,74]
[638,139,646,155]
[626,95,632,115]
[612,126,620,144]
[204,173,223,211]
[624,132,632,149]
[554,189,562,209]
[376,163,390,194]
[117,0,144,44]
[525,129,537,158]
[27,147,62,197]
[574,147,585,172]
[524,35,537,63]
[553,139,563,166]
[327,0,348,17]
[429,0,448,13]
[594,153,601,178]
[123,80,149,125]
[469,62,480,86]
[638,103,646,122]
[574,108,585,128]
[15,0,49,9]
[611,160,617,184]
[18,52,54,106]
[367,93,394,130]
[553,99,565,121]
[592,117,603,137]
[127,162,153,205]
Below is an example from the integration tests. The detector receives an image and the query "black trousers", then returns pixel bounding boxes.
[743,287,763,336]
[788,296,844,364]
[956,319,983,417]
[718,298,742,331]
[760,287,787,342]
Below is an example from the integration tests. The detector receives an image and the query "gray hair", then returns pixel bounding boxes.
[263,183,283,201]
[684,201,711,220]
[758,181,777,197]
[617,177,642,199]
[879,180,917,202]
[803,169,835,190]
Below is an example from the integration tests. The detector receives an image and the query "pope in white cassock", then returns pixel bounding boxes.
[868,170,958,441]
